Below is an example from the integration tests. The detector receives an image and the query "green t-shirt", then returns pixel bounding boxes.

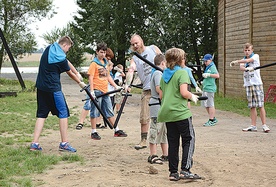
[157,69,192,122]
[202,64,218,92]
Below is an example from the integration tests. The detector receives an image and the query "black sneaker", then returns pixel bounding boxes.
[114,130,127,137]
[91,132,101,140]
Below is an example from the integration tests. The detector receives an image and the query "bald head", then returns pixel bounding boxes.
[130,34,145,54]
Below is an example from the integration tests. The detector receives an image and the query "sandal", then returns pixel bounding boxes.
[147,155,163,164]
[160,155,169,161]
[96,123,101,129]
[180,170,201,180]
[99,125,107,129]
[169,172,180,181]
[76,123,83,130]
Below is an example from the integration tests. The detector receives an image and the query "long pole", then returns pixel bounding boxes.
[0,28,26,90]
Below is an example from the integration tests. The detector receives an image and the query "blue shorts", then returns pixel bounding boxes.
[90,90,114,118]
[83,94,91,110]
[36,89,69,118]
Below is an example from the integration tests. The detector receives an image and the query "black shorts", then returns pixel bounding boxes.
[36,89,69,118]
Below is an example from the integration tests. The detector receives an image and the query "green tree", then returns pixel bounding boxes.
[72,0,217,76]
[159,0,218,78]
[74,0,161,68]
[0,0,54,71]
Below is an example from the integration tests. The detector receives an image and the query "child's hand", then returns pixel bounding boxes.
[190,94,199,104]
[78,82,86,88]
[230,60,239,67]
[202,73,211,78]
[195,87,202,93]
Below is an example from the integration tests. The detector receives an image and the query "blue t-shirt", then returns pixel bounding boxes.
[36,44,70,92]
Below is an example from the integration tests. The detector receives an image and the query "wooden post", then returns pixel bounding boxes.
[249,0,253,43]
[0,28,26,90]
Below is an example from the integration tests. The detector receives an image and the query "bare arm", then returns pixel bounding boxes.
[68,60,78,74]
[125,59,136,91]
[66,70,81,83]
[154,45,162,55]
[66,60,81,83]
[156,85,162,99]
[108,74,117,88]
[180,83,195,100]
[88,74,94,91]
[240,63,246,71]
[209,73,220,79]
[68,60,83,81]
[120,71,126,77]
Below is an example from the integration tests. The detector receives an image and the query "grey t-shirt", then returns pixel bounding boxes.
[149,70,162,117]
[133,45,156,90]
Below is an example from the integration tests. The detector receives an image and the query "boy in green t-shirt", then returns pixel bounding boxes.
[201,54,220,127]
[158,48,201,181]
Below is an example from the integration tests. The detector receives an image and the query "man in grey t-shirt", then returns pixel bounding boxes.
[126,34,162,150]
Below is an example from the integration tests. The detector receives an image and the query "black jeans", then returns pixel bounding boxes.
[166,117,195,173]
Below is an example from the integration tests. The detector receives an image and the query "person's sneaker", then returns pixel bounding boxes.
[30,143,42,151]
[213,117,218,124]
[91,132,101,140]
[242,125,257,132]
[180,170,201,180]
[59,142,77,152]
[262,125,270,133]
[114,130,128,137]
[203,120,215,127]
[134,139,147,150]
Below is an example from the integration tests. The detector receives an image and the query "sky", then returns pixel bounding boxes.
[29,0,79,48]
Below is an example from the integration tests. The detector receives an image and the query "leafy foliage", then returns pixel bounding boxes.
[0,0,54,70]
[73,0,217,71]
[74,0,163,67]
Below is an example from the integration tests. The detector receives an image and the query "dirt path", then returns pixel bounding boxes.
[31,75,276,187]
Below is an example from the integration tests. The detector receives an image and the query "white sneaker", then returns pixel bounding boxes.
[242,125,257,132]
[262,125,270,133]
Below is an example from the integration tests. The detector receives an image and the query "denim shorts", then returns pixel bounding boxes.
[83,94,91,110]
[89,90,114,118]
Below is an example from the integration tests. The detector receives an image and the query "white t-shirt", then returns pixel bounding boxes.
[243,54,263,87]
[114,72,123,85]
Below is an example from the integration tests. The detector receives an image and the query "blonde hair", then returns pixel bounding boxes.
[165,48,185,69]
[244,43,253,49]
[58,36,73,46]
[117,64,123,69]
